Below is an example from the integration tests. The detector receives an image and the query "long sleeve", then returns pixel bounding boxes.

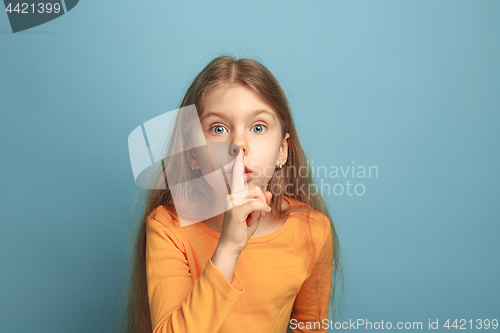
[146,216,245,333]
[290,225,333,332]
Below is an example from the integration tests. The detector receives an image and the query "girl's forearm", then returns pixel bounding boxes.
[211,243,241,283]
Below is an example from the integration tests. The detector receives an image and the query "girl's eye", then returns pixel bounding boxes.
[209,123,267,135]
[252,123,267,133]
[210,125,227,135]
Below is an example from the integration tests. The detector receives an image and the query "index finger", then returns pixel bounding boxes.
[228,149,249,207]
[231,148,245,193]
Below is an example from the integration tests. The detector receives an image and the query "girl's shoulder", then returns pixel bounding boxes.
[286,196,331,227]
[285,196,332,243]
[146,205,198,251]
[146,205,184,231]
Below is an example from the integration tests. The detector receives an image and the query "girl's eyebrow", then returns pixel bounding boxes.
[201,109,276,121]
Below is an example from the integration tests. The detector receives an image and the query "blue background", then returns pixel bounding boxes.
[1,1,499,332]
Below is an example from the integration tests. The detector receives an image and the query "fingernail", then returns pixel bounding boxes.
[268,206,272,211]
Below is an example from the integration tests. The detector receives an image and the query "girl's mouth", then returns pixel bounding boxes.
[227,165,252,182]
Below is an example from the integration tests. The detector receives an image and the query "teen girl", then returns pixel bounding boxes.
[118,55,343,333]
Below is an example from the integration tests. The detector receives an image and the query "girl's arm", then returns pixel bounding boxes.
[211,242,241,283]
[291,222,334,333]
[146,217,244,333]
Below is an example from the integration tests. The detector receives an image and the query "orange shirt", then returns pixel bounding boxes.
[146,196,333,333]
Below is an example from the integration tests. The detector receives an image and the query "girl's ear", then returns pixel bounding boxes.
[185,142,199,169]
[277,133,290,165]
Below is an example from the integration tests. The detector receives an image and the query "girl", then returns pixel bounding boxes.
[116,55,344,333]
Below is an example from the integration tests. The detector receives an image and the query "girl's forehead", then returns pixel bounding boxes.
[202,84,270,108]
[200,107,278,122]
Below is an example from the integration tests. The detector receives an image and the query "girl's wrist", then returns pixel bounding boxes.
[215,241,242,259]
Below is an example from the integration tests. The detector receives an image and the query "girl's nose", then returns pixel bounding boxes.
[229,143,239,156]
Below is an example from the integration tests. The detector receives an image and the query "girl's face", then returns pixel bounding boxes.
[194,84,289,193]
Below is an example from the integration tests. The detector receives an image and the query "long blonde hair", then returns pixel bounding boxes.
[114,54,345,333]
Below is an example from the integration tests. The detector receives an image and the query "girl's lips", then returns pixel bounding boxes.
[226,161,253,183]
[227,163,252,175]
[227,171,252,182]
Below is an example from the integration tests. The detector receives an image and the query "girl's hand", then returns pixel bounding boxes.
[219,150,272,254]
